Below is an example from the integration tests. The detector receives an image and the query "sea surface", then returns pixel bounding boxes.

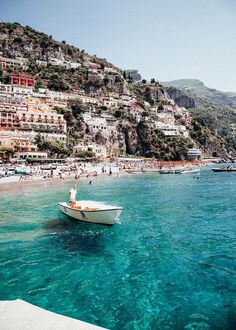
[0,169,236,330]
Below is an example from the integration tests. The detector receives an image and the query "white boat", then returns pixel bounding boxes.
[59,200,124,225]
[180,168,200,174]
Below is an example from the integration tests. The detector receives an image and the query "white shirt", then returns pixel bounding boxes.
[69,187,77,202]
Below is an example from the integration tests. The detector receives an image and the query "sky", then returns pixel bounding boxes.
[1,0,236,92]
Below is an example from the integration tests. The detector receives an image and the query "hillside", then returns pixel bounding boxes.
[0,22,236,161]
[162,79,236,108]
[0,21,128,95]
[162,79,236,158]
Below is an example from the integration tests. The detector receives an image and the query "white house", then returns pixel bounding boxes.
[101,96,119,108]
[104,67,119,74]
[68,62,81,69]
[179,125,189,137]
[187,148,201,161]
[36,60,47,67]
[0,84,12,95]
[13,86,33,96]
[155,121,180,136]
[48,58,64,66]
[73,142,107,159]
[78,95,99,105]
[86,117,107,134]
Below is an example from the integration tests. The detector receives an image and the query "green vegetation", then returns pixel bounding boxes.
[34,135,69,157]
[0,147,14,159]
[74,150,95,158]
[137,121,194,160]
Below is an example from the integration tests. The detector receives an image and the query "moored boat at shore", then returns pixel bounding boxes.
[59,200,124,225]
[212,166,236,172]
[160,169,182,174]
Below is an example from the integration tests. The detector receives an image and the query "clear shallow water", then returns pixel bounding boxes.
[0,171,236,330]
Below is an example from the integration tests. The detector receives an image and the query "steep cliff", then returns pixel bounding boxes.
[165,86,195,108]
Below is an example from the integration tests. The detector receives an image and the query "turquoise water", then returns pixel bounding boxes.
[0,170,236,329]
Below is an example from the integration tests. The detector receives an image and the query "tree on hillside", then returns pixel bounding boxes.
[34,135,69,157]
[68,99,86,118]
[47,74,69,91]
[0,147,14,159]
[150,78,156,84]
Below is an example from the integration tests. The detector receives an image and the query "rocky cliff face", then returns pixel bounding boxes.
[162,79,236,108]
[165,86,195,108]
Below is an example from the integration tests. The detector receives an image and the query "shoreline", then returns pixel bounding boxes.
[0,160,210,194]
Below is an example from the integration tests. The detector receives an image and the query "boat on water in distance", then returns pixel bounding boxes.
[59,200,124,225]
[160,169,181,174]
[212,166,236,172]
[180,168,200,174]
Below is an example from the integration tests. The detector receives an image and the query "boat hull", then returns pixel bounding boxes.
[212,168,236,172]
[180,169,200,174]
[59,202,123,225]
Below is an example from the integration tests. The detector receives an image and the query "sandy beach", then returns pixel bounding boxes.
[0,160,209,194]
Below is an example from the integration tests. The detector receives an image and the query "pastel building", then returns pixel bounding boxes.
[0,56,28,70]
[85,117,107,134]
[17,110,67,133]
[155,121,180,136]
[101,96,119,108]
[0,134,35,152]
[1,130,67,144]
[0,84,12,95]
[0,98,24,129]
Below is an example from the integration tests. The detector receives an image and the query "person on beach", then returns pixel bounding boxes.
[68,185,77,206]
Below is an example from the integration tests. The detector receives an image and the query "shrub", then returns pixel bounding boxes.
[13,37,23,44]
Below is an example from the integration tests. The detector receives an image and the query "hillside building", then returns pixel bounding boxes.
[36,60,47,67]
[17,110,67,134]
[0,130,66,144]
[0,83,12,95]
[0,56,28,70]
[187,148,201,161]
[155,121,180,136]
[11,73,35,89]
[0,134,36,152]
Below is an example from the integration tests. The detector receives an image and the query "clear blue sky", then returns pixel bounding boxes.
[1,0,236,92]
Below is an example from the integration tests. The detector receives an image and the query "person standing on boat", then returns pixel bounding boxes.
[68,185,77,206]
